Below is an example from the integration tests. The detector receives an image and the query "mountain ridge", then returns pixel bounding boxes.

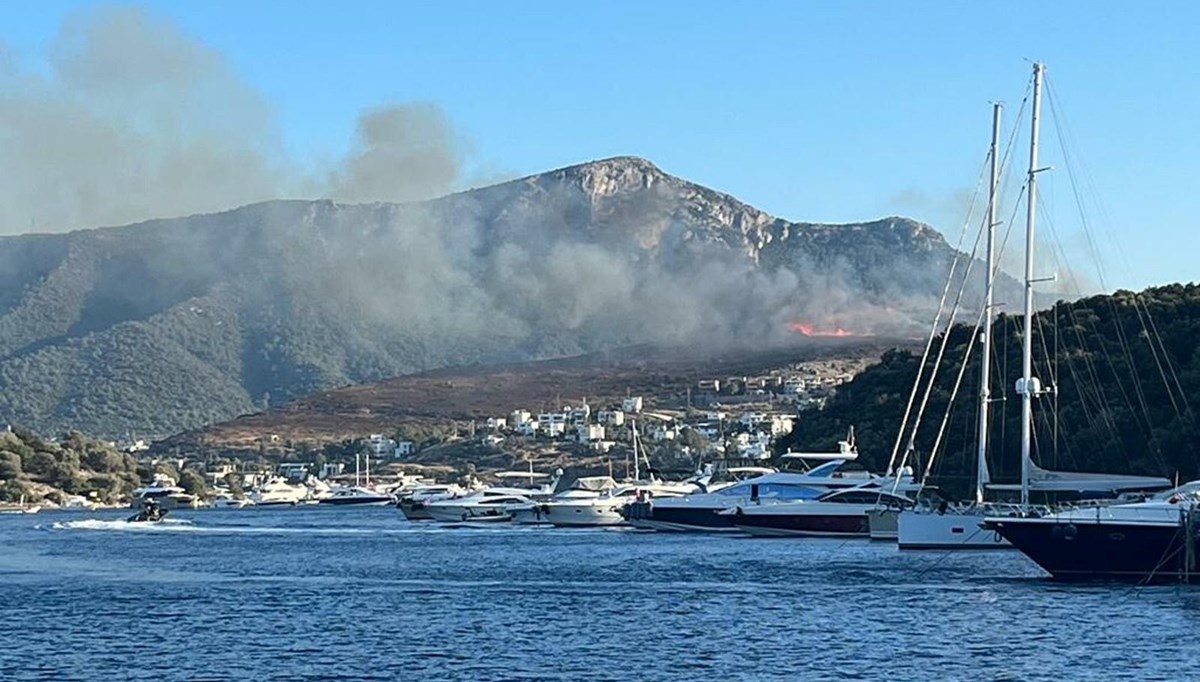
[0,156,1010,437]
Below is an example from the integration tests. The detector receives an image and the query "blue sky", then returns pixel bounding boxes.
[2,1,1196,290]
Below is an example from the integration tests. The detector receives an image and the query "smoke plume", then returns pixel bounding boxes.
[0,7,472,234]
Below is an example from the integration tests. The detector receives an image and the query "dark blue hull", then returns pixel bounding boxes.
[985,518,1200,583]
[624,501,736,532]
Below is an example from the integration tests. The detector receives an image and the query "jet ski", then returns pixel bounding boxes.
[127,499,169,523]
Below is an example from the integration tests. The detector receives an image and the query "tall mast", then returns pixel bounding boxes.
[632,419,640,482]
[1019,63,1045,507]
[976,103,1002,504]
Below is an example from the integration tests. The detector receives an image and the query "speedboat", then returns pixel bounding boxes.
[127,500,169,523]
[318,486,395,506]
[623,459,888,533]
[983,481,1200,583]
[209,492,253,509]
[425,489,538,523]
[540,480,701,528]
[248,478,309,506]
[724,485,915,537]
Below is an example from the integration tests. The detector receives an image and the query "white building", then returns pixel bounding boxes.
[622,396,644,413]
[739,434,773,460]
[769,415,795,437]
[366,434,396,457]
[577,424,605,443]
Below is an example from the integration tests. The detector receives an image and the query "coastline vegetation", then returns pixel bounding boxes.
[779,283,1200,496]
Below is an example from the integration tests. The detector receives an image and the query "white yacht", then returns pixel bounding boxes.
[508,475,618,525]
[248,478,309,507]
[130,475,199,510]
[541,480,701,528]
[208,491,253,509]
[425,488,540,523]
[397,483,472,520]
[318,485,395,506]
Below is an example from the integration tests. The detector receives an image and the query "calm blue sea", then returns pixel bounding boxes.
[2,507,1198,681]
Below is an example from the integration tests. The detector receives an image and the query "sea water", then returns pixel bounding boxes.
[2,507,1198,681]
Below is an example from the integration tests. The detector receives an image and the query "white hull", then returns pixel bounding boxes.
[509,506,550,525]
[897,509,1012,550]
[544,501,627,527]
[427,504,513,523]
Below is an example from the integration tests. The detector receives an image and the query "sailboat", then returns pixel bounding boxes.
[979,68,1196,582]
[898,64,1169,550]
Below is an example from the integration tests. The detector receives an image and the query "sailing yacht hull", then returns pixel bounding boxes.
[898,510,1012,550]
[985,517,1199,582]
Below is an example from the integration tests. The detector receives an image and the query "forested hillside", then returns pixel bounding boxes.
[0,157,1013,438]
[780,284,1200,492]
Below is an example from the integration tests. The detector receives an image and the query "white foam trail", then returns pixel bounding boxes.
[46,519,585,536]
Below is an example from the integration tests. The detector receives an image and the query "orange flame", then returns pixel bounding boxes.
[788,322,855,337]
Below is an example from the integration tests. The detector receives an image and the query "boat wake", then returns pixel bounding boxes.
[44,519,587,535]
[49,518,195,532]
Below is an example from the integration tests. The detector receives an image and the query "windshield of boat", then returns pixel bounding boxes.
[712,482,827,501]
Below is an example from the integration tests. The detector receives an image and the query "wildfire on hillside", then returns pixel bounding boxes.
[788,322,857,337]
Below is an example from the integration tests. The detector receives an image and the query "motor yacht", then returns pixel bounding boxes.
[724,484,915,537]
[130,475,199,510]
[397,483,471,520]
[541,480,701,527]
[425,488,539,523]
[248,478,309,506]
[623,459,888,532]
[507,475,618,525]
[318,485,395,506]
